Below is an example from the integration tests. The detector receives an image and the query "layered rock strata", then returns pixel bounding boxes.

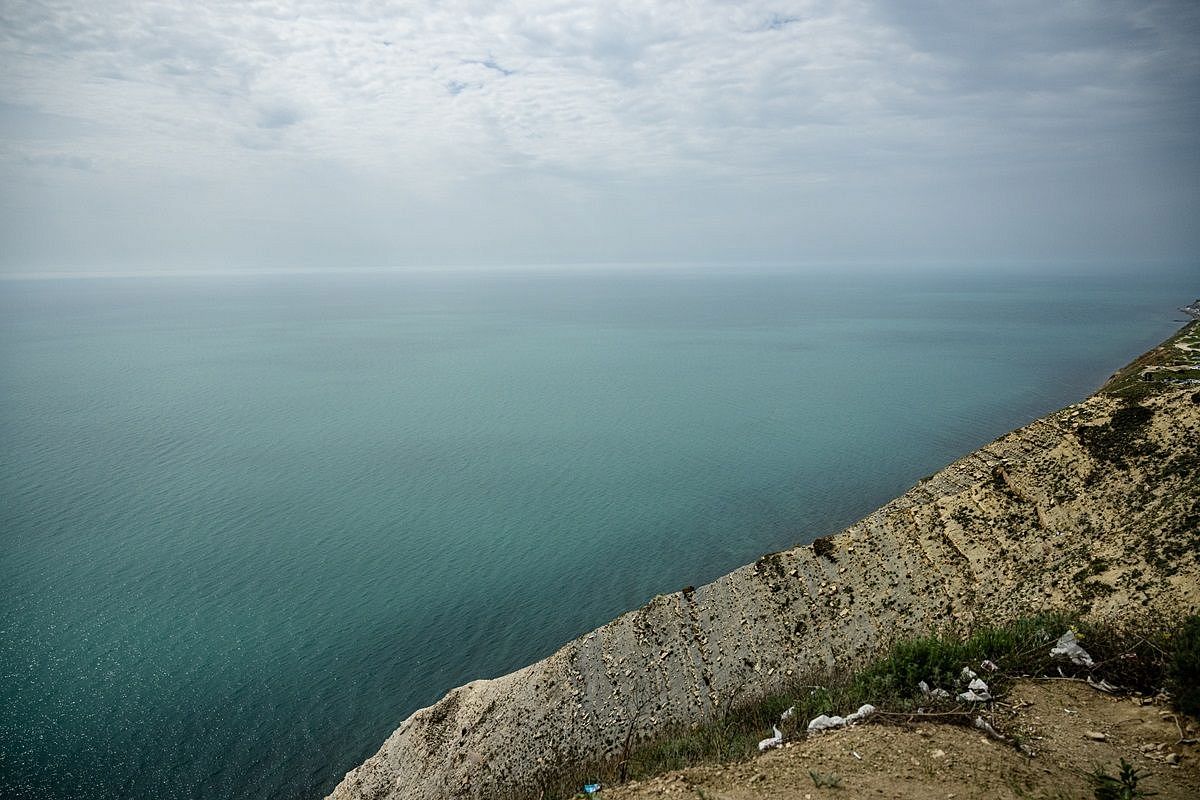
[330,351,1200,800]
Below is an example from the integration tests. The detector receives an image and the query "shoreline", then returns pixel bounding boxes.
[328,318,1200,800]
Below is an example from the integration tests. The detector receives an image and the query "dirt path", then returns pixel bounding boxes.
[602,682,1198,800]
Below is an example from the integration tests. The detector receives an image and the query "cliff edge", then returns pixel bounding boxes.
[328,323,1200,800]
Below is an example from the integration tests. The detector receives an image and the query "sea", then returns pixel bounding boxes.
[0,263,1194,800]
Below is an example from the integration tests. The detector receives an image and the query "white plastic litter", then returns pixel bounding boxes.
[957,677,993,702]
[960,667,977,681]
[973,716,1007,742]
[980,659,999,673]
[846,704,875,723]
[780,705,795,722]
[806,704,876,734]
[918,681,951,701]
[1086,676,1119,693]
[1050,630,1095,667]
[807,714,841,733]
[757,725,783,751]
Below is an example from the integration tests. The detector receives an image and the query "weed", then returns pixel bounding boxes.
[1090,758,1156,799]
[755,551,787,577]
[811,536,837,561]
[1072,558,1111,583]
[1168,615,1200,717]
[809,770,842,788]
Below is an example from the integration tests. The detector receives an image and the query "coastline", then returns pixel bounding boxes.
[328,319,1200,800]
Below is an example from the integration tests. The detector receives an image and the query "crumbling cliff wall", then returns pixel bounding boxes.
[328,379,1200,800]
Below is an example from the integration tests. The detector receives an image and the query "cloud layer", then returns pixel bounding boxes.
[1,1,1197,270]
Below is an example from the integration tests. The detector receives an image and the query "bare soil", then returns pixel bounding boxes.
[602,681,1199,800]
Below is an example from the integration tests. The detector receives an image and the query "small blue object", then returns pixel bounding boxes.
[583,784,600,794]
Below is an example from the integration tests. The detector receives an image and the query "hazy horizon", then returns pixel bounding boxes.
[2,1,1198,275]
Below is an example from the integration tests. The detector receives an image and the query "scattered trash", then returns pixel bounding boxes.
[980,659,999,673]
[851,750,862,760]
[919,680,951,700]
[780,705,796,722]
[583,783,601,794]
[973,716,1008,742]
[1087,676,1119,693]
[807,704,876,734]
[961,667,978,681]
[957,678,993,703]
[1050,630,1095,667]
[758,725,783,751]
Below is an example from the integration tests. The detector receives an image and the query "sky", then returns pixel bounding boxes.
[0,0,1197,273]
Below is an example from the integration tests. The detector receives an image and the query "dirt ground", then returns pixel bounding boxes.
[601,681,1199,800]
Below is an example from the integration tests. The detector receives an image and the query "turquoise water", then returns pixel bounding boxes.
[0,265,1193,799]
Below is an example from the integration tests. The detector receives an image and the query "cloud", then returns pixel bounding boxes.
[21,152,93,170]
[256,102,303,129]
[0,1,1196,271]
[464,58,515,77]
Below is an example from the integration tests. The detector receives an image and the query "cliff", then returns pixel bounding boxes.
[328,323,1200,800]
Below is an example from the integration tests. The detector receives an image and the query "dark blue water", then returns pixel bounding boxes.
[0,264,1193,799]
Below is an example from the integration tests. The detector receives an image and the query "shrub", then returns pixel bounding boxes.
[1168,615,1200,717]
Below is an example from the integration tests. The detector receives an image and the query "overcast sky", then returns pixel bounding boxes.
[1,1,1197,273]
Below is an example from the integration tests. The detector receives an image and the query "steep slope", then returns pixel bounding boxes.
[328,329,1200,800]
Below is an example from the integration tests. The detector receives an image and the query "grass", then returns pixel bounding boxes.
[524,613,1197,800]
[1102,320,1200,401]
[1090,758,1157,799]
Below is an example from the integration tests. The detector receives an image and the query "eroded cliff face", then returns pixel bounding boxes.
[328,380,1199,800]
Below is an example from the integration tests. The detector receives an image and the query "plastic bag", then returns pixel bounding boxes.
[1050,630,1094,667]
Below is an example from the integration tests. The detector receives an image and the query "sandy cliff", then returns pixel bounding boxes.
[328,330,1200,800]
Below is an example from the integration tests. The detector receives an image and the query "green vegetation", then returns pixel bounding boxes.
[810,536,837,561]
[855,614,1063,703]
[1090,758,1157,799]
[526,614,1197,800]
[1168,615,1200,717]
[1102,320,1200,401]
[808,770,843,788]
[1075,403,1157,465]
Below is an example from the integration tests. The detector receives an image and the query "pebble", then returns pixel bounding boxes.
[1085,731,1107,741]
[1166,753,1181,765]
